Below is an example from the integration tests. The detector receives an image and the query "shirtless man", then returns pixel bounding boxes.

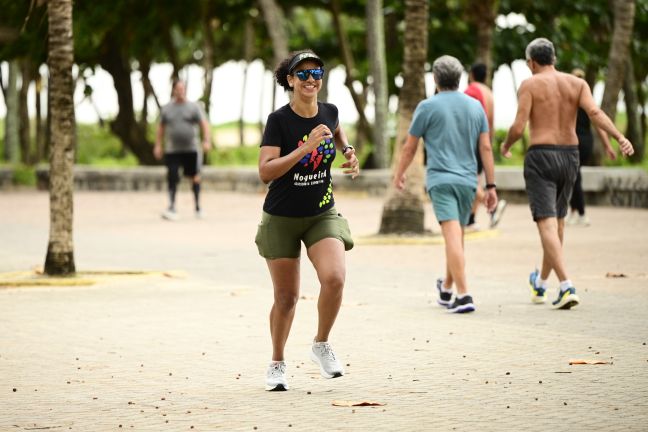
[501,38,634,309]
[465,63,507,229]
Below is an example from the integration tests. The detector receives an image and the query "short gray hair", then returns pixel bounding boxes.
[525,38,555,66]
[432,55,463,91]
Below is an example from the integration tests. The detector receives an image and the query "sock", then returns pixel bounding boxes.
[559,280,573,292]
[192,182,201,211]
[536,277,547,289]
[457,293,470,300]
[441,285,453,294]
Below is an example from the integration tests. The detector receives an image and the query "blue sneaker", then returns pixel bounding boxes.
[552,287,580,310]
[436,278,452,307]
[529,269,546,304]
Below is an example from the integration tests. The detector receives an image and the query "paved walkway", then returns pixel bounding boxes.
[1,190,647,431]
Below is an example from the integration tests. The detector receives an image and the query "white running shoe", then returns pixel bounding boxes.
[490,199,508,228]
[161,209,179,221]
[265,361,288,391]
[310,341,344,378]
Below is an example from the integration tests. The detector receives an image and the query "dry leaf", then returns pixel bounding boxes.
[569,359,611,365]
[605,272,627,278]
[332,400,386,407]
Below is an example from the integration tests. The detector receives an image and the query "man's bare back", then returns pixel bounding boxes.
[521,70,583,145]
[503,61,633,157]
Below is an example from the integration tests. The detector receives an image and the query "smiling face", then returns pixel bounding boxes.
[287,60,323,97]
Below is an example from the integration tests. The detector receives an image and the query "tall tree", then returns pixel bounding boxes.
[3,61,20,163]
[330,0,373,156]
[466,0,499,84]
[623,53,644,162]
[258,0,289,68]
[379,0,428,234]
[601,0,635,121]
[44,0,76,275]
[366,0,389,168]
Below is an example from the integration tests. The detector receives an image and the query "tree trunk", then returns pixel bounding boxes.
[45,0,76,275]
[239,18,254,147]
[623,54,644,163]
[258,0,289,69]
[201,11,216,117]
[35,71,45,162]
[468,0,498,85]
[19,58,32,164]
[601,0,635,121]
[366,0,389,169]
[100,35,157,165]
[379,0,428,235]
[4,60,20,163]
[330,0,373,154]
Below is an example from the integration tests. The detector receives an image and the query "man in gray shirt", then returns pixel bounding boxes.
[154,80,211,220]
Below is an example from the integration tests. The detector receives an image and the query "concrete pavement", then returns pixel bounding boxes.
[1,190,647,431]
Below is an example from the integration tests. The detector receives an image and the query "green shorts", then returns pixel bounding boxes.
[255,207,354,259]
[428,184,476,226]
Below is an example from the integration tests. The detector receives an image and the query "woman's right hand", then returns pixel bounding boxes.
[303,124,332,153]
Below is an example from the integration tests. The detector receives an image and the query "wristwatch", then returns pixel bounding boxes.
[485,183,496,189]
[342,145,354,154]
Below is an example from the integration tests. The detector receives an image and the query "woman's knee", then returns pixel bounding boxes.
[319,271,345,294]
[274,292,299,313]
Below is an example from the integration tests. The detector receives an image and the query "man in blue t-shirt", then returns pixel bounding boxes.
[393,55,498,314]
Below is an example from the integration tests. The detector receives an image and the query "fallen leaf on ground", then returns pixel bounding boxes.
[605,272,627,278]
[332,400,386,407]
[569,359,611,365]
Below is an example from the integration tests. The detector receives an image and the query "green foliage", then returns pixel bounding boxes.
[209,145,259,167]
[75,124,137,166]
[12,164,36,186]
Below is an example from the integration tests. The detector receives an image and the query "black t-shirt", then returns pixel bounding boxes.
[261,102,340,217]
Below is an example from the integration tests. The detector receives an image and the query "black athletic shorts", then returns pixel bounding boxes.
[165,151,202,177]
[523,145,579,221]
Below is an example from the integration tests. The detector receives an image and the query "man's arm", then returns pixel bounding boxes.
[200,118,211,152]
[501,81,532,157]
[578,80,634,156]
[392,134,420,190]
[594,125,616,160]
[478,131,498,211]
[154,123,165,160]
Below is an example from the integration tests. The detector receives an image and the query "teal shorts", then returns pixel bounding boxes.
[255,207,354,259]
[428,184,476,226]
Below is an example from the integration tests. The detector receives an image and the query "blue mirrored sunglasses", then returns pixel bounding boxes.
[294,68,324,81]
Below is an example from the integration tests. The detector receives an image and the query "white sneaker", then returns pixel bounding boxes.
[310,341,344,378]
[576,215,590,226]
[161,209,179,221]
[265,361,288,391]
[489,199,507,228]
[566,212,579,225]
[195,210,203,219]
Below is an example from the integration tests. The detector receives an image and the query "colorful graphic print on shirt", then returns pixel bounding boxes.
[293,134,336,207]
[298,134,335,171]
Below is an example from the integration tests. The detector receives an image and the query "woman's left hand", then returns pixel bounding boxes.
[341,148,360,179]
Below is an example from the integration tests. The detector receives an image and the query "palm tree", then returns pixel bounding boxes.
[44,0,76,275]
[466,0,499,85]
[378,0,428,234]
[601,0,636,121]
[366,0,389,169]
[258,0,289,69]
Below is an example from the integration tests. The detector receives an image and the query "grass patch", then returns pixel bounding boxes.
[12,164,36,186]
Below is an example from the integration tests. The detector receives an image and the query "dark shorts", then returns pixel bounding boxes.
[524,145,579,221]
[165,152,202,178]
[255,207,354,259]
